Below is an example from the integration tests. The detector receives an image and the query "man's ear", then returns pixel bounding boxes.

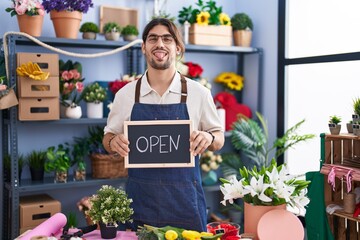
[141,43,145,54]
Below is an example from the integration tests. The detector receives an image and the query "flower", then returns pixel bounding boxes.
[6,0,45,16]
[0,76,13,98]
[178,61,211,90]
[200,150,222,172]
[220,160,311,213]
[86,185,134,226]
[82,82,107,103]
[108,74,141,95]
[59,60,84,106]
[215,72,244,91]
[178,0,231,26]
[42,0,94,13]
[219,112,315,212]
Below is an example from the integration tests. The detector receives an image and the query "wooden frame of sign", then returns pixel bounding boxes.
[124,120,195,168]
[99,5,138,34]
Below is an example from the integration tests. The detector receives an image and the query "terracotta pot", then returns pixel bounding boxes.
[17,14,44,37]
[233,30,252,47]
[244,202,286,240]
[50,10,82,39]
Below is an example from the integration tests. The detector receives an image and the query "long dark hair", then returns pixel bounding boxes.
[142,18,185,58]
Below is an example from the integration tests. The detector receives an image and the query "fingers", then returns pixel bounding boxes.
[110,134,130,157]
[190,131,211,156]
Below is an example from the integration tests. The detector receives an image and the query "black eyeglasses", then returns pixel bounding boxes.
[146,34,174,44]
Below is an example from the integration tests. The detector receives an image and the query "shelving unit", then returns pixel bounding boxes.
[1,34,262,239]
[320,133,360,239]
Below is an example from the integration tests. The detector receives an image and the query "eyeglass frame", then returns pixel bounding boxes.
[145,34,175,44]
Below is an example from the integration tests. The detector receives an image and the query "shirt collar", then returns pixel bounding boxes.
[140,70,182,97]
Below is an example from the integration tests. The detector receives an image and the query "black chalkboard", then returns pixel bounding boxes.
[124,120,195,168]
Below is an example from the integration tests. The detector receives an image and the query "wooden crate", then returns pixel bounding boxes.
[189,24,232,47]
[321,134,360,239]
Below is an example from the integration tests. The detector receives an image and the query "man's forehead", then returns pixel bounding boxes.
[148,25,170,34]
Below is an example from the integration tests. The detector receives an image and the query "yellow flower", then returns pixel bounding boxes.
[196,11,210,26]
[219,13,231,26]
[215,72,244,91]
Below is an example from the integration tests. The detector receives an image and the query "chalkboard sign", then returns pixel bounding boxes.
[124,120,195,168]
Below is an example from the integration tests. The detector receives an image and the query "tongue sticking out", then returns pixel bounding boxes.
[154,52,166,60]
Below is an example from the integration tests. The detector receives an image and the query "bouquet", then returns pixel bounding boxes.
[59,60,84,106]
[42,0,94,13]
[6,0,45,17]
[200,150,222,172]
[178,0,231,26]
[215,72,244,92]
[178,61,211,90]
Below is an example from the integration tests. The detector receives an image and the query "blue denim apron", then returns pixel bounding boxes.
[126,74,207,232]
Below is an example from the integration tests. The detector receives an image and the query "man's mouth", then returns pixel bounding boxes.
[153,51,167,60]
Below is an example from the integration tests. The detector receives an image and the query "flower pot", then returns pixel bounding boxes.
[54,171,68,183]
[50,10,82,39]
[87,102,103,119]
[73,169,86,181]
[347,123,353,133]
[17,14,44,37]
[123,34,137,41]
[105,32,120,41]
[30,166,44,181]
[329,124,341,135]
[82,32,97,40]
[65,105,82,119]
[99,221,117,239]
[233,30,252,47]
[244,202,286,240]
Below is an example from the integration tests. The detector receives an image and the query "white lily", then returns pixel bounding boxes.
[273,181,295,203]
[291,189,310,213]
[220,176,250,205]
[244,175,272,202]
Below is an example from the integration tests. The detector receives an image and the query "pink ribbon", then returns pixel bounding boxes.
[328,167,336,191]
[345,170,354,193]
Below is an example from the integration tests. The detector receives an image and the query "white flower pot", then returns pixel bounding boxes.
[65,105,82,119]
[87,102,103,119]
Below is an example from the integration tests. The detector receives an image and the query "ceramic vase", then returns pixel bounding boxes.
[65,105,82,119]
[50,10,82,39]
[233,30,252,47]
[17,14,44,37]
[99,221,117,239]
[87,102,103,119]
[244,202,286,240]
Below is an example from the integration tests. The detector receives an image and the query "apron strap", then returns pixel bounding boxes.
[134,73,188,103]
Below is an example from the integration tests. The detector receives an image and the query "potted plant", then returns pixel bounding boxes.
[70,137,89,181]
[45,144,71,183]
[347,120,353,134]
[5,0,45,37]
[80,22,99,40]
[82,82,107,119]
[86,185,134,239]
[178,0,232,46]
[329,115,342,135]
[3,154,25,182]
[219,112,314,238]
[231,13,253,47]
[42,0,94,39]
[27,150,47,181]
[103,22,121,41]
[121,25,139,41]
[200,150,222,186]
[353,97,360,123]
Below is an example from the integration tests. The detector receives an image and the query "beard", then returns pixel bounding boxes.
[148,58,171,70]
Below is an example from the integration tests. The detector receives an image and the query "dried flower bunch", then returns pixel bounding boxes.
[86,185,134,226]
[6,0,45,16]
[178,0,231,26]
[42,0,94,13]
[215,72,244,91]
[200,150,222,172]
[59,60,84,106]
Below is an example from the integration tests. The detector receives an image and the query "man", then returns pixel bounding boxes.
[103,18,224,231]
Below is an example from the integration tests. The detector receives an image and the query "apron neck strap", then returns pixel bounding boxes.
[135,73,188,103]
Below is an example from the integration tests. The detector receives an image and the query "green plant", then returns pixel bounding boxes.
[220,152,244,179]
[152,11,176,22]
[231,112,315,169]
[27,150,46,170]
[178,0,230,26]
[87,126,107,154]
[121,25,139,36]
[3,154,25,171]
[86,185,134,226]
[82,82,107,103]
[102,22,121,33]
[70,137,89,171]
[80,22,99,33]
[45,144,71,173]
[329,115,341,125]
[353,97,360,116]
[66,212,78,229]
[231,13,253,31]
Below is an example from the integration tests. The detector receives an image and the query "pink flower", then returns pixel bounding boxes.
[75,82,84,92]
[70,69,81,80]
[15,4,27,15]
[0,85,7,91]
[61,71,69,81]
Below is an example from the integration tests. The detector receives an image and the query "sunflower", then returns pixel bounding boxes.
[196,11,210,26]
[219,13,231,26]
[215,72,244,91]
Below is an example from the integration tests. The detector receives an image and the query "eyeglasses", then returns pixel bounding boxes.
[146,34,174,44]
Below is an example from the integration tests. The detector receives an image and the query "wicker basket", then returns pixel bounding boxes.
[90,153,128,179]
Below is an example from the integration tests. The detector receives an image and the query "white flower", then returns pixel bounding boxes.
[244,175,272,202]
[220,176,250,205]
[201,163,211,172]
[210,161,219,170]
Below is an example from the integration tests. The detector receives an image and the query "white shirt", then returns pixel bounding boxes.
[104,71,224,135]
